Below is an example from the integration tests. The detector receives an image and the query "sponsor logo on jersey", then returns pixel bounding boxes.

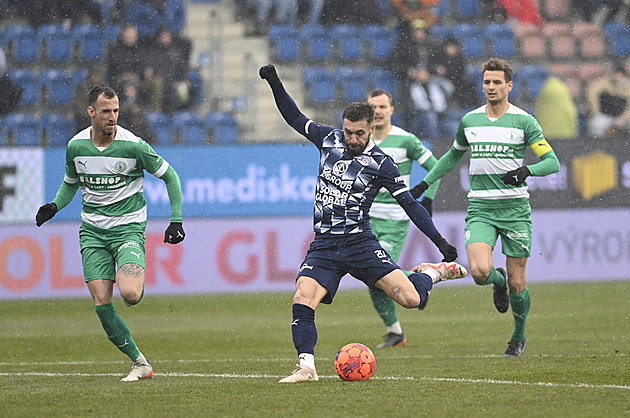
[332,160,350,176]
[356,155,372,166]
[506,230,528,240]
[115,161,128,173]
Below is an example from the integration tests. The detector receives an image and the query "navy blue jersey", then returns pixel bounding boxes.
[270,84,440,240]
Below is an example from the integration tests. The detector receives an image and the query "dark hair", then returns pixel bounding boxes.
[88,84,117,106]
[342,102,374,124]
[367,89,393,106]
[482,57,513,83]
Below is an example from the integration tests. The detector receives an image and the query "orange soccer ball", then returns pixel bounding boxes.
[334,343,376,381]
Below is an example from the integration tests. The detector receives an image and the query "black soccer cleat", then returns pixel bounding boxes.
[377,332,407,348]
[493,267,509,313]
[503,339,527,357]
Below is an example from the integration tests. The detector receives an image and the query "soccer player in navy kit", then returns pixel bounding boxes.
[260,64,467,383]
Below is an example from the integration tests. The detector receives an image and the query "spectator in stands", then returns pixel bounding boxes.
[106,24,145,93]
[390,0,438,27]
[319,0,384,26]
[243,0,298,36]
[408,64,454,139]
[434,36,478,110]
[19,0,102,27]
[389,19,441,125]
[0,44,22,116]
[535,76,578,140]
[118,102,155,144]
[145,26,196,114]
[586,63,630,138]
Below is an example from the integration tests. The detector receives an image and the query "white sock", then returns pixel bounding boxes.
[423,269,438,283]
[387,321,403,335]
[298,353,315,370]
[134,352,148,365]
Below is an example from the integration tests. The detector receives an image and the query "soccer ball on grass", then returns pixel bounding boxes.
[334,342,375,381]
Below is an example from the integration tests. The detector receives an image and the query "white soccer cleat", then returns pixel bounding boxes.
[412,262,467,284]
[278,364,319,383]
[121,359,153,382]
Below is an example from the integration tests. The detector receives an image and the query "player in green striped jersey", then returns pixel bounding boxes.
[411,58,560,356]
[367,89,441,348]
[36,85,185,380]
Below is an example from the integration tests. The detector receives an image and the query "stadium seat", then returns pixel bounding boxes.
[163,0,186,35]
[72,68,89,87]
[573,22,605,59]
[548,63,581,99]
[483,23,515,58]
[518,65,548,100]
[303,66,335,105]
[40,112,75,147]
[604,22,630,58]
[125,1,161,39]
[268,24,300,62]
[205,111,239,143]
[0,117,6,146]
[9,69,39,108]
[331,24,363,62]
[299,24,332,62]
[365,66,397,98]
[452,24,484,59]
[6,112,41,146]
[104,24,122,46]
[362,25,396,61]
[542,22,575,59]
[145,112,175,145]
[41,69,74,107]
[72,24,106,62]
[428,24,452,42]
[5,24,40,64]
[466,64,485,101]
[187,68,205,106]
[455,0,479,19]
[172,111,206,144]
[334,67,367,102]
[542,0,569,19]
[38,24,73,64]
[578,62,607,85]
[514,23,546,60]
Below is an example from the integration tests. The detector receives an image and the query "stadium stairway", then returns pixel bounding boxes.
[184,0,310,142]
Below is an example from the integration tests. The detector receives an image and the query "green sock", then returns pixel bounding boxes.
[95,303,141,361]
[476,268,506,287]
[509,287,530,342]
[369,288,399,327]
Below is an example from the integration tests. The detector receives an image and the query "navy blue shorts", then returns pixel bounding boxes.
[296,233,400,304]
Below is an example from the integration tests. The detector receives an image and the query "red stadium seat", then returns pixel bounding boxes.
[514,24,546,59]
[573,22,605,59]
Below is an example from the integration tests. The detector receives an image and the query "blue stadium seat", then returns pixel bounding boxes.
[303,66,335,105]
[163,0,186,34]
[455,0,479,18]
[40,113,75,147]
[334,67,367,102]
[6,113,41,146]
[428,24,452,42]
[187,68,205,106]
[5,24,40,64]
[362,25,396,61]
[104,24,122,47]
[331,24,363,62]
[518,65,548,100]
[41,69,74,107]
[146,112,175,145]
[172,111,206,144]
[604,22,630,57]
[73,68,89,87]
[38,24,73,64]
[205,111,239,143]
[0,116,6,146]
[365,67,397,98]
[72,24,106,62]
[452,24,485,59]
[268,24,300,62]
[9,69,40,108]
[125,1,161,39]
[484,22,515,58]
[299,25,332,62]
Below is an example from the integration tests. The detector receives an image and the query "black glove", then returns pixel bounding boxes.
[420,197,433,217]
[431,234,458,262]
[36,202,57,227]
[259,64,282,88]
[164,222,185,244]
[501,166,530,186]
[410,181,429,199]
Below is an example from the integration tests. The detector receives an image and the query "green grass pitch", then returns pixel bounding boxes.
[1,281,628,417]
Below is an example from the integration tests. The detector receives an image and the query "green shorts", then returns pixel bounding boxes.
[464,202,532,258]
[79,223,147,282]
[370,217,410,263]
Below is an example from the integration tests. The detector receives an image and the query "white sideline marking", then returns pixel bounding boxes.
[0,371,628,391]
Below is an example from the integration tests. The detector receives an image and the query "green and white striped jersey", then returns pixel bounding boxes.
[370,125,434,220]
[455,104,544,202]
[62,126,170,229]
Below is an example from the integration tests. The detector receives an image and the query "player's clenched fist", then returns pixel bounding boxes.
[164,222,185,244]
[259,64,282,88]
[36,202,57,227]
